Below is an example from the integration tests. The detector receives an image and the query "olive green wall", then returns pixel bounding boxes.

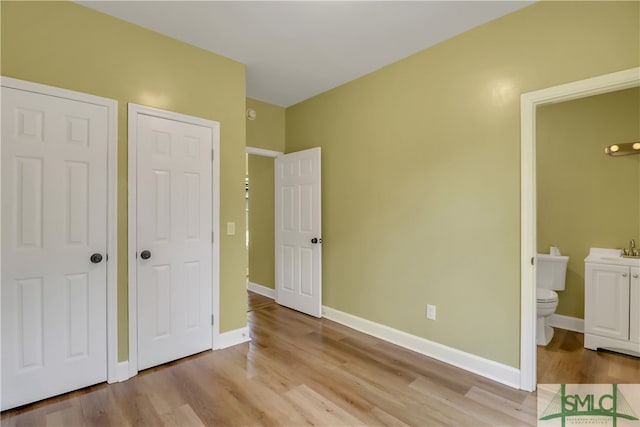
[285,1,639,367]
[246,98,286,152]
[248,155,276,289]
[246,98,285,290]
[537,88,640,320]
[1,1,248,362]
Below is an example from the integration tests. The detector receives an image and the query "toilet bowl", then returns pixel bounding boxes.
[536,248,568,346]
[537,288,559,346]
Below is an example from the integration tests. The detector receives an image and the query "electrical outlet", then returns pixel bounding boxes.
[426,304,437,320]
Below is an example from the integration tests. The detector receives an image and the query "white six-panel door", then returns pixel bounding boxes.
[275,148,322,317]
[1,87,109,410]
[133,110,215,371]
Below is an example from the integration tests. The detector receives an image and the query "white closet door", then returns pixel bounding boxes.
[135,113,213,370]
[1,87,108,410]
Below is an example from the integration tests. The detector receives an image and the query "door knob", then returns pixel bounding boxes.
[622,273,628,277]
[311,238,322,244]
[90,253,103,264]
[140,250,151,260]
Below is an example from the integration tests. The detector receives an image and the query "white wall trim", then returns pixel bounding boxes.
[0,77,119,385]
[247,282,276,299]
[322,306,521,389]
[548,314,584,333]
[216,327,251,350]
[520,67,640,392]
[127,103,221,378]
[246,146,283,157]
[116,362,130,382]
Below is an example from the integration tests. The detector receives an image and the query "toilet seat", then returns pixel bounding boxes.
[537,288,558,303]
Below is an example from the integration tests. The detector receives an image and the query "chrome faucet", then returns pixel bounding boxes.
[624,239,639,257]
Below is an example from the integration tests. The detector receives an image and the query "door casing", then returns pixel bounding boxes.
[127,103,220,378]
[0,76,119,393]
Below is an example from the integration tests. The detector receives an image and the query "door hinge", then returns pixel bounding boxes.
[212,231,214,243]
[211,314,214,325]
[531,257,534,266]
[211,149,214,161]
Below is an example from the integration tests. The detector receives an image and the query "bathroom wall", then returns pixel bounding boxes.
[1,1,248,361]
[246,98,285,290]
[286,1,639,367]
[537,88,640,319]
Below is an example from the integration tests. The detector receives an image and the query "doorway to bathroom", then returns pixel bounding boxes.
[519,67,640,391]
[535,87,640,384]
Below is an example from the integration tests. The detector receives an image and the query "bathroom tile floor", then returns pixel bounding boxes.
[537,328,640,384]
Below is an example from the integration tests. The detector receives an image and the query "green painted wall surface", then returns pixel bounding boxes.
[285,1,639,367]
[245,98,285,290]
[537,88,640,319]
[1,1,248,361]
[248,155,276,289]
[246,98,286,153]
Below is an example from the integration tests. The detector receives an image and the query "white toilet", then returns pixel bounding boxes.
[536,247,569,346]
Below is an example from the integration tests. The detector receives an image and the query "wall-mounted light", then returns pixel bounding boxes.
[246,108,257,120]
[604,141,640,156]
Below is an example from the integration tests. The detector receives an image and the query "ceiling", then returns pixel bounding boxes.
[77,1,534,107]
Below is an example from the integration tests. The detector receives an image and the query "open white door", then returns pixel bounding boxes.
[275,148,322,317]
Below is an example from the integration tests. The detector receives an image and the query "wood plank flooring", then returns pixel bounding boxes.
[537,327,640,384]
[2,292,538,426]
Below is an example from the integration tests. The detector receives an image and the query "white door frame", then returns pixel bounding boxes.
[246,146,283,158]
[127,104,220,377]
[0,76,119,384]
[519,67,640,391]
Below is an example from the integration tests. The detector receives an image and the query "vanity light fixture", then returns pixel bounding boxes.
[604,141,640,156]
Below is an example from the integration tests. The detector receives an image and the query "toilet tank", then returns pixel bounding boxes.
[536,253,569,291]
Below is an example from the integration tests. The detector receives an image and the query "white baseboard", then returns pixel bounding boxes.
[247,282,275,299]
[108,361,130,383]
[548,314,584,333]
[216,326,251,350]
[322,306,521,389]
[116,361,130,382]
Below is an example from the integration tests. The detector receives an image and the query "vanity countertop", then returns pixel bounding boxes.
[585,248,640,267]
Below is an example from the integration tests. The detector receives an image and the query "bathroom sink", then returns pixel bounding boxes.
[585,248,640,267]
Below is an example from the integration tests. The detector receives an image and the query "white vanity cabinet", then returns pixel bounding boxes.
[584,248,640,356]
[631,268,640,345]
[585,263,630,340]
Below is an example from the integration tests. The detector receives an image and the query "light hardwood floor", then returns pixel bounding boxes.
[537,327,640,384]
[2,291,538,426]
